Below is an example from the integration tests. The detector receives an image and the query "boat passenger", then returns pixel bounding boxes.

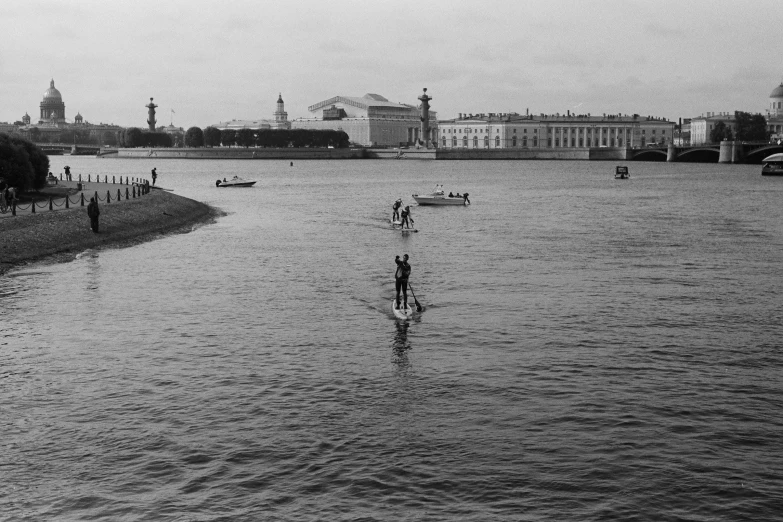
[401,206,414,229]
[448,192,454,197]
[392,199,402,222]
[464,192,470,204]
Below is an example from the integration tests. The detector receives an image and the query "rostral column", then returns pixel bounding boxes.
[146,97,158,131]
[418,88,432,148]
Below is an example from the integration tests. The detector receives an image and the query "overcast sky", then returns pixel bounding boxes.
[2,0,781,128]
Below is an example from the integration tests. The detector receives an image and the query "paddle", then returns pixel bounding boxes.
[408,283,423,312]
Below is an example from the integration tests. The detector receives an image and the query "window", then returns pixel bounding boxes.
[522,136,528,147]
[452,137,457,147]
[441,137,446,147]
[512,135,517,147]
[463,136,468,147]
[533,136,538,147]
[494,136,499,147]
[473,136,478,148]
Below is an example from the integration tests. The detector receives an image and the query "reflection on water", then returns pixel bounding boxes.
[392,320,411,363]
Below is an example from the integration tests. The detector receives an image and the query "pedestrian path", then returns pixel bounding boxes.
[0,177,151,219]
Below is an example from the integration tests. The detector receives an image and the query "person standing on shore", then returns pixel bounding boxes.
[151,167,157,186]
[87,197,100,233]
[64,165,71,181]
[394,254,411,310]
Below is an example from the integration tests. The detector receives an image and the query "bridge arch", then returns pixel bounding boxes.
[630,149,667,162]
[745,145,783,163]
[677,148,720,162]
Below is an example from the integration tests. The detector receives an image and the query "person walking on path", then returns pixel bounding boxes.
[394,254,412,310]
[401,205,414,229]
[151,167,158,186]
[87,197,100,233]
[392,198,402,223]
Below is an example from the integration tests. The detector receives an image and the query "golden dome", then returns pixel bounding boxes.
[43,79,62,101]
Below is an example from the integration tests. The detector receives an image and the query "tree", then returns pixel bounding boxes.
[734,111,769,142]
[122,127,143,147]
[236,128,255,148]
[185,126,204,148]
[220,129,236,147]
[0,132,49,190]
[710,121,733,143]
[203,126,221,147]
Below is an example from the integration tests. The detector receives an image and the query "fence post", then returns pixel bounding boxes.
[88,174,91,183]
[79,174,82,182]
[113,175,116,184]
[49,197,53,211]
[105,175,108,183]
[11,200,16,216]
[81,193,85,206]
[65,195,70,209]
[31,200,35,213]
[127,187,131,199]
[107,190,111,203]
[118,188,121,201]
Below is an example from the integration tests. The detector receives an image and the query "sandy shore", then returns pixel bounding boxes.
[0,187,222,275]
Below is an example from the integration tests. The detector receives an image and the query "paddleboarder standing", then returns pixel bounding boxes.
[392,199,402,223]
[401,206,414,229]
[394,254,411,310]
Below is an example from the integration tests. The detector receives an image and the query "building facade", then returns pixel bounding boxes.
[39,79,66,124]
[767,82,783,143]
[689,113,737,145]
[437,112,673,150]
[291,93,438,147]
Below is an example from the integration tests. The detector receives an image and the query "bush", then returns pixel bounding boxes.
[0,132,50,190]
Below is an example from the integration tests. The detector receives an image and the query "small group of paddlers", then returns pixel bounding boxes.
[391,199,414,229]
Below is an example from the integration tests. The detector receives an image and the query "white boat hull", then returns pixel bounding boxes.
[412,194,467,206]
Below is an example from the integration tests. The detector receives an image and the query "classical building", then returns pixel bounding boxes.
[212,93,291,131]
[39,79,66,124]
[438,111,673,149]
[291,93,438,147]
[690,112,736,145]
[767,81,783,143]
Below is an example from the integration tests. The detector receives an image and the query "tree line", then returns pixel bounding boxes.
[0,133,49,191]
[118,128,174,148]
[184,127,350,148]
[709,111,770,143]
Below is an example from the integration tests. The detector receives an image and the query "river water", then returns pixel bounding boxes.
[2,156,783,520]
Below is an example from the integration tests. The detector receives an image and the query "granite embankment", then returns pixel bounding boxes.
[0,188,221,275]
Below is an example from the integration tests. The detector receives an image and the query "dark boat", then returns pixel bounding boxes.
[761,153,783,176]
[615,166,629,179]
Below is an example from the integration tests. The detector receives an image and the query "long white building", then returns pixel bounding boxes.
[438,111,674,150]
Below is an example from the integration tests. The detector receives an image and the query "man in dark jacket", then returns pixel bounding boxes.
[394,254,411,310]
[87,197,100,233]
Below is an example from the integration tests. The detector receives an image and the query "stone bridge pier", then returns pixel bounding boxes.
[719,140,744,163]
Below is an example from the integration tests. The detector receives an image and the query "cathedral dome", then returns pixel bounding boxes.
[770,82,783,98]
[43,79,62,101]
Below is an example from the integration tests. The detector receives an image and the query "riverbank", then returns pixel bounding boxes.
[0,188,221,275]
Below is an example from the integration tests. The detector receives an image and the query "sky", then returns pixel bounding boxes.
[2,0,782,128]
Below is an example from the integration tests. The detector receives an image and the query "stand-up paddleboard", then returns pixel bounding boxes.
[391,219,402,226]
[401,228,418,233]
[391,299,414,319]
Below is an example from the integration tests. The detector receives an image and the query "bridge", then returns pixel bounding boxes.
[630,142,783,163]
[36,143,104,156]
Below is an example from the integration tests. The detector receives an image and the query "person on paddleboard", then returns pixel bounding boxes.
[395,254,411,310]
[401,206,414,229]
[392,199,402,223]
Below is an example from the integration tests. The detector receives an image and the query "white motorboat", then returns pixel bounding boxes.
[761,153,783,176]
[412,185,470,206]
[216,176,257,187]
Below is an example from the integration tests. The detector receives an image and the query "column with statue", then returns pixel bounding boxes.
[146,97,158,132]
[418,88,432,148]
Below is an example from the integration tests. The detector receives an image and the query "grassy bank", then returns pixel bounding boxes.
[0,189,221,275]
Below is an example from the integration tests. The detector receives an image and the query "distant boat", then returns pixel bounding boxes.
[761,153,783,176]
[215,176,257,187]
[615,166,630,179]
[412,184,470,206]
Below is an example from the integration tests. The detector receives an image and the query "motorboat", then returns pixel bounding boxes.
[216,176,257,187]
[615,166,630,179]
[761,153,783,176]
[412,185,470,206]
